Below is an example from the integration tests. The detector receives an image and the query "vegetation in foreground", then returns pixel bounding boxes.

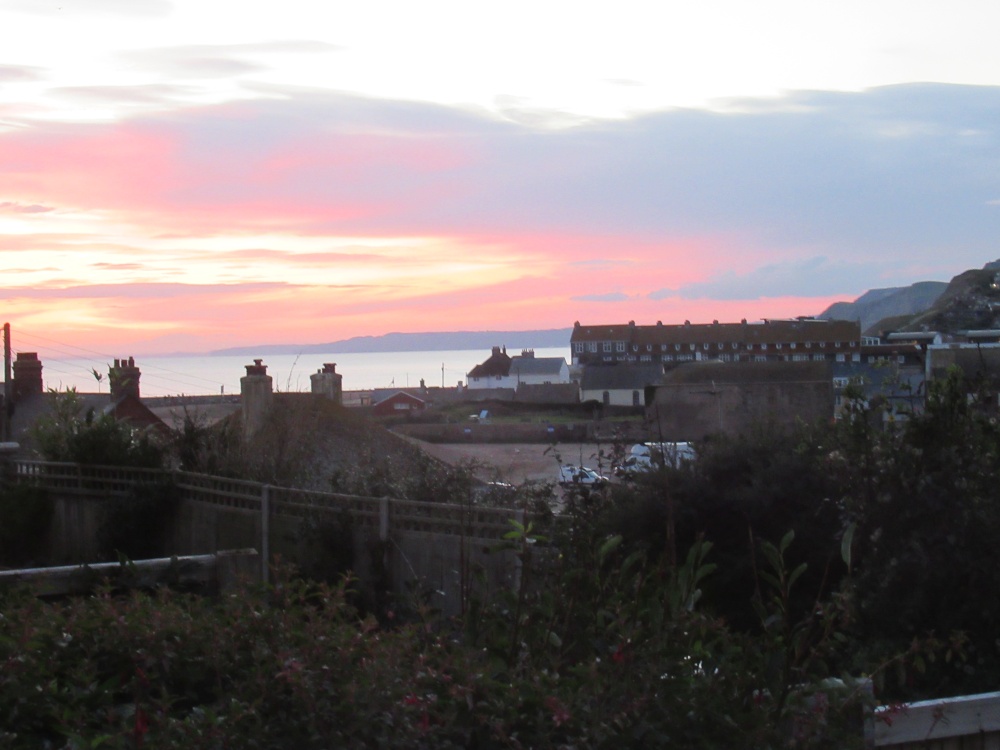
[4,367,999,746]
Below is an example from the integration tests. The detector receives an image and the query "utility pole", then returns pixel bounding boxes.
[441,362,445,388]
[3,322,11,442]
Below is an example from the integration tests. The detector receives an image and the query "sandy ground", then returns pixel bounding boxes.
[410,441,612,485]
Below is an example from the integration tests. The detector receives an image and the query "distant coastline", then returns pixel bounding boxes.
[209,328,574,357]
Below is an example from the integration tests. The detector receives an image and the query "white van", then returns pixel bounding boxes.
[618,442,696,476]
[558,465,609,489]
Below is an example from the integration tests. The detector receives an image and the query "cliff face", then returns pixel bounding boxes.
[820,260,1000,335]
[819,282,947,331]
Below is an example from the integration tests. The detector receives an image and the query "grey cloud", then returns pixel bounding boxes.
[51,84,195,105]
[648,257,883,300]
[0,201,54,214]
[16,82,999,289]
[0,64,44,83]
[119,42,340,80]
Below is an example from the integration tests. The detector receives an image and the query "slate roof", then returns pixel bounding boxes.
[509,357,566,377]
[580,364,664,391]
[573,319,861,348]
[467,347,512,378]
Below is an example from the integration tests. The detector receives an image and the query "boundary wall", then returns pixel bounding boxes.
[3,461,528,615]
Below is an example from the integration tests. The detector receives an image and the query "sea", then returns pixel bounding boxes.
[38,347,572,398]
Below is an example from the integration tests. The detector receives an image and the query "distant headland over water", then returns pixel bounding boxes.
[210,329,574,357]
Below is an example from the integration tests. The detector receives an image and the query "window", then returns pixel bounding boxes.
[617,341,626,352]
[603,342,612,352]
[640,354,651,362]
[674,344,681,351]
[833,377,849,388]
[702,343,709,350]
[632,390,641,407]
[573,342,583,353]
[632,345,639,352]
[647,344,652,351]
[761,343,768,351]
[587,342,597,353]
[732,342,738,349]
[813,354,824,361]
[805,342,812,348]
[836,353,845,362]
[776,343,783,350]
[661,344,667,351]
[754,355,767,362]
[790,342,796,349]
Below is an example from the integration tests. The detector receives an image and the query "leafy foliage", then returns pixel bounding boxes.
[29,389,164,468]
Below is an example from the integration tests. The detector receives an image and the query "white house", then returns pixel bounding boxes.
[467,347,570,390]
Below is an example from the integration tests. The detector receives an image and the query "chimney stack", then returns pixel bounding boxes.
[109,356,141,400]
[310,362,343,403]
[12,352,43,401]
[241,359,273,437]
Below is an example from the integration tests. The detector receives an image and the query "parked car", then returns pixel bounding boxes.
[558,465,609,489]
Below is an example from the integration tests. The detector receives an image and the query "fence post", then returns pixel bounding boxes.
[261,484,270,586]
[379,496,389,542]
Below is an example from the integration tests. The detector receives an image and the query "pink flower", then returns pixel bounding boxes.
[544,696,571,727]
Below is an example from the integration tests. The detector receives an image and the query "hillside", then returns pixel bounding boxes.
[893,268,1000,333]
[819,282,947,330]
[212,328,573,356]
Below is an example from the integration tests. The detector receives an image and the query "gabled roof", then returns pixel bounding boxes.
[467,347,512,378]
[372,390,426,407]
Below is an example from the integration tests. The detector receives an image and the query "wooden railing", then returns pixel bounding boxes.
[871,691,1000,748]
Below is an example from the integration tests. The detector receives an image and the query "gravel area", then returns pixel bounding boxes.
[411,441,613,485]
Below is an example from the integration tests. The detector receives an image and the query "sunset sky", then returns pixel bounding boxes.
[2,0,1000,358]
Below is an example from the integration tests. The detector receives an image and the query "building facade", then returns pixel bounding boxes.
[570,318,861,367]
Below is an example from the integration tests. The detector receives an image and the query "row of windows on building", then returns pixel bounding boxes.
[574,340,858,354]
[596,352,903,365]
